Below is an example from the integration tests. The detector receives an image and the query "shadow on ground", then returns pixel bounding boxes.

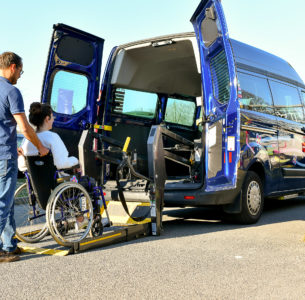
[17,197,305,259]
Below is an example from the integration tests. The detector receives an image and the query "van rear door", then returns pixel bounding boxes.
[41,24,104,156]
[191,0,239,191]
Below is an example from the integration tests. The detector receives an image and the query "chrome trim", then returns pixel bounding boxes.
[282,168,305,178]
[241,125,277,135]
[282,176,305,179]
[269,187,305,194]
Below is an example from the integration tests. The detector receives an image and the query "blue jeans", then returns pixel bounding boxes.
[0,159,18,252]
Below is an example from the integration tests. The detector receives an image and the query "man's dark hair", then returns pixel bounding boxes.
[0,52,22,69]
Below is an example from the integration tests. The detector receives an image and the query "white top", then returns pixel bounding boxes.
[18,130,79,172]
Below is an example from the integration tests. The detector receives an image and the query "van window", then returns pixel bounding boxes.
[57,36,94,66]
[210,50,230,105]
[113,88,157,119]
[50,70,88,114]
[164,98,195,127]
[302,91,305,104]
[237,72,274,115]
[269,80,304,122]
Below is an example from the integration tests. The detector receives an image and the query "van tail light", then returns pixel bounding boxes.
[184,196,195,200]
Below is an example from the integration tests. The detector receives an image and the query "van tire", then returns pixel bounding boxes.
[235,171,264,224]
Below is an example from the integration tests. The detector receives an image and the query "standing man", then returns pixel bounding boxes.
[0,52,49,263]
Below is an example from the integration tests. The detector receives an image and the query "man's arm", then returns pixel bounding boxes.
[13,113,49,156]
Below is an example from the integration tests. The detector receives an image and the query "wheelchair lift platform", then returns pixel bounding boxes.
[72,200,152,254]
[18,201,152,256]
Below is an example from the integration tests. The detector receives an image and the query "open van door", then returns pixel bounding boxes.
[191,0,239,192]
[41,24,104,156]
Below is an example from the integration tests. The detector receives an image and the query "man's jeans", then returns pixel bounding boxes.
[0,159,18,252]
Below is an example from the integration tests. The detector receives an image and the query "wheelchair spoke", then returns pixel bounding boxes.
[47,182,93,247]
[14,183,48,243]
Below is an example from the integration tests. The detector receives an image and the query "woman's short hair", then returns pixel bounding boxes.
[29,102,52,130]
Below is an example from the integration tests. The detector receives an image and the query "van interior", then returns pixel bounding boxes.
[99,34,204,191]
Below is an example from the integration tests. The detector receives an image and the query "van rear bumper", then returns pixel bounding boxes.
[164,188,240,207]
[164,170,246,207]
[107,169,246,208]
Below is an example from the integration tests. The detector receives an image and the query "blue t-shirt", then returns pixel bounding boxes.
[0,76,25,159]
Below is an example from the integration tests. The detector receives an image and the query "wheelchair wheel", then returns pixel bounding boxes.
[46,182,94,247]
[90,214,103,238]
[14,183,49,243]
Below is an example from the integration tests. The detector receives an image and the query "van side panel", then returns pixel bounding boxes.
[270,80,305,192]
[239,109,280,195]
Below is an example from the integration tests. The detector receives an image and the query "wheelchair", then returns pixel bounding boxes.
[14,152,109,247]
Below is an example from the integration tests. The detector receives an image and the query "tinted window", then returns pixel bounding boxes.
[269,80,303,122]
[113,88,157,119]
[50,71,88,115]
[165,98,195,127]
[200,5,218,48]
[210,50,230,105]
[237,72,274,115]
[302,91,305,104]
[57,36,94,66]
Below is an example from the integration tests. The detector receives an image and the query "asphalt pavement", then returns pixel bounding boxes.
[1,197,305,299]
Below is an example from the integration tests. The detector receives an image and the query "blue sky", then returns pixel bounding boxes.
[1,0,304,113]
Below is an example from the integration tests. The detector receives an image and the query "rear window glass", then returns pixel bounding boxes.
[49,70,88,115]
[164,98,195,127]
[57,36,94,66]
[237,72,274,115]
[113,88,157,119]
[269,80,303,122]
[210,50,230,105]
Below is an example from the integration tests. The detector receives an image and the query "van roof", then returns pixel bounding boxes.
[231,39,305,88]
[118,32,304,88]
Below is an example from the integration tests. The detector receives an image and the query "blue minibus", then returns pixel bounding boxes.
[40,0,305,223]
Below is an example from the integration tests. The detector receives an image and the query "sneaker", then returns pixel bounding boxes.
[0,252,20,263]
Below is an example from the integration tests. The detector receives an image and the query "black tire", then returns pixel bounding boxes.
[90,214,103,237]
[235,171,264,224]
[14,183,49,243]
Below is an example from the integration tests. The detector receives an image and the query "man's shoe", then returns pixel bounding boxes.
[1,247,22,255]
[0,253,20,263]
[10,247,22,255]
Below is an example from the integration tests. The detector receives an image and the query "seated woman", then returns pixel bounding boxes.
[18,102,78,172]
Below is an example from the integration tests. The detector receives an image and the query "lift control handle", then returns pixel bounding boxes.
[122,137,131,153]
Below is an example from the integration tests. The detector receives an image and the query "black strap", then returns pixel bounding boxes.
[116,160,150,222]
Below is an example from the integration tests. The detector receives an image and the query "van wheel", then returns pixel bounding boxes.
[236,171,264,224]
